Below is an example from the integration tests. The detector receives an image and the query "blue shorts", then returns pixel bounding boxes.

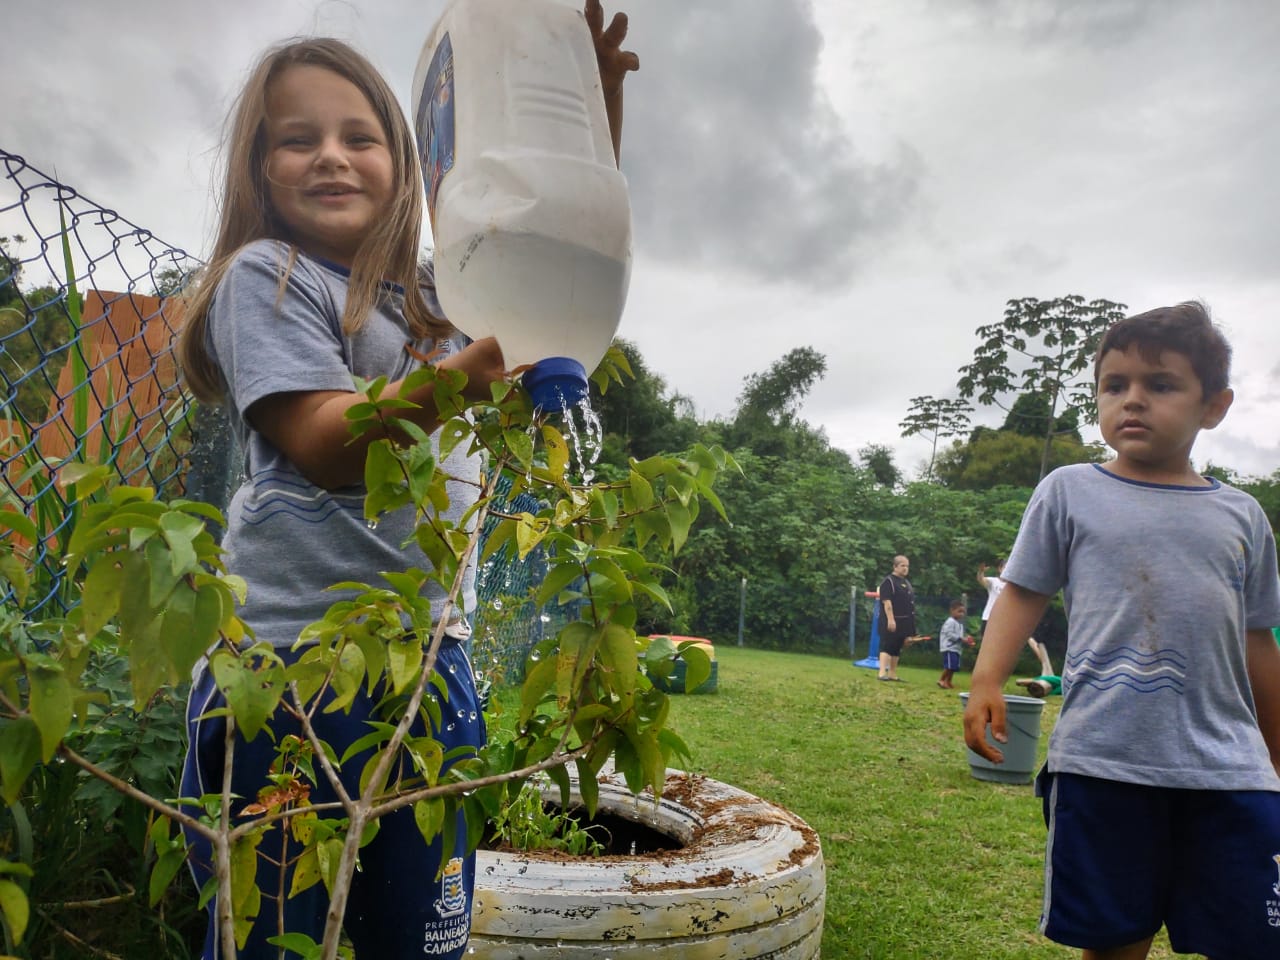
[1039,770,1280,958]
[941,650,961,671]
[180,639,485,960]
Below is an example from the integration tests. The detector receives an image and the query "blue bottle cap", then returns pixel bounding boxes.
[522,357,589,413]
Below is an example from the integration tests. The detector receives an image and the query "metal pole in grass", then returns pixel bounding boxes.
[737,576,746,647]
[848,585,856,658]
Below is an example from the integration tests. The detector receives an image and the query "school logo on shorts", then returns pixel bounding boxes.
[1267,852,1280,929]
[438,856,467,918]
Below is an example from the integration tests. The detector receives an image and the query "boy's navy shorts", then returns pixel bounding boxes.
[180,638,485,960]
[1039,769,1280,958]
[941,650,961,671]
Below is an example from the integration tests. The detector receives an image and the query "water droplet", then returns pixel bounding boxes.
[446,723,456,732]
[448,663,457,674]
[492,599,504,611]
[530,649,542,662]
[366,519,379,531]
[468,711,477,722]
[539,613,551,624]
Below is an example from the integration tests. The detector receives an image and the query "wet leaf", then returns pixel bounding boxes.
[0,719,41,806]
[541,425,568,483]
[28,663,73,762]
[0,880,29,945]
[210,650,284,742]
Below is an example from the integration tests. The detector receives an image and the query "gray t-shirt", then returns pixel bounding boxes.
[209,240,481,647]
[939,616,965,654]
[1005,463,1280,791]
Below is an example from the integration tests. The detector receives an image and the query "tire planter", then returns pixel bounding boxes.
[470,770,825,958]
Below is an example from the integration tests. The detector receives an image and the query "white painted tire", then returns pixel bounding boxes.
[470,770,825,958]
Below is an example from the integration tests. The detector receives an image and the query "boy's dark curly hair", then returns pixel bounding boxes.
[1093,300,1231,396]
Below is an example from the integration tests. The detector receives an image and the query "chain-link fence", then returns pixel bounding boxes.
[472,472,582,685]
[2,146,546,681]
[1,149,200,616]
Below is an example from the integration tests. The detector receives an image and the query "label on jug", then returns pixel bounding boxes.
[417,32,456,224]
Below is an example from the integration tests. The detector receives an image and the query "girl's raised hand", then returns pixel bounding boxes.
[585,0,639,99]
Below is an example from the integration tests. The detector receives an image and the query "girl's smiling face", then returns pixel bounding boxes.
[263,64,394,267]
[1095,345,1233,485]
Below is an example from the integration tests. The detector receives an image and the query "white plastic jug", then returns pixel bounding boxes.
[412,0,632,411]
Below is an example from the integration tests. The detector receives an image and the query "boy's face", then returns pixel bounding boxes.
[951,606,966,620]
[1095,345,1233,484]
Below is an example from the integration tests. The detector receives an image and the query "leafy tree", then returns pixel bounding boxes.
[934,429,1105,490]
[735,346,826,427]
[898,395,973,481]
[1201,462,1235,485]
[150,264,192,298]
[958,295,1126,481]
[1,235,71,422]
[1000,391,1081,442]
[856,443,901,489]
[590,339,699,470]
[674,449,874,652]
[1237,469,1280,537]
[723,347,847,465]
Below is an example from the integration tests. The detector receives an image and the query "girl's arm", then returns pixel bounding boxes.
[247,337,505,490]
[1246,627,1280,778]
[963,582,1051,762]
[586,0,639,164]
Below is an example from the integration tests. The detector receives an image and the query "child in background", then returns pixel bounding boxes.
[937,598,969,689]
[977,558,1053,675]
[964,302,1280,960]
[174,6,637,958]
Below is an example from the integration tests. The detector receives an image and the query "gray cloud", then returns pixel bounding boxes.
[4,0,1276,477]
[937,0,1179,47]
[621,0,921,289]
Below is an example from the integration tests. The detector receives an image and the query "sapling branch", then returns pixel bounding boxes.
[55,743,211,838]
[287,679,356,812]
[315,444,501,960]
[215,713,238,960]
[366,744,593,820]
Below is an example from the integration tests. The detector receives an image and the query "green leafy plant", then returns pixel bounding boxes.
[485,775,606,857]
[0,229,200,959]
[0,343,734,959]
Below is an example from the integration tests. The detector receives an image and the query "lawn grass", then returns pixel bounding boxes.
[639,646,1182,960]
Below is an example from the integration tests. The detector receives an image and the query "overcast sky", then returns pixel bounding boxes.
[5,0,1278,478]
